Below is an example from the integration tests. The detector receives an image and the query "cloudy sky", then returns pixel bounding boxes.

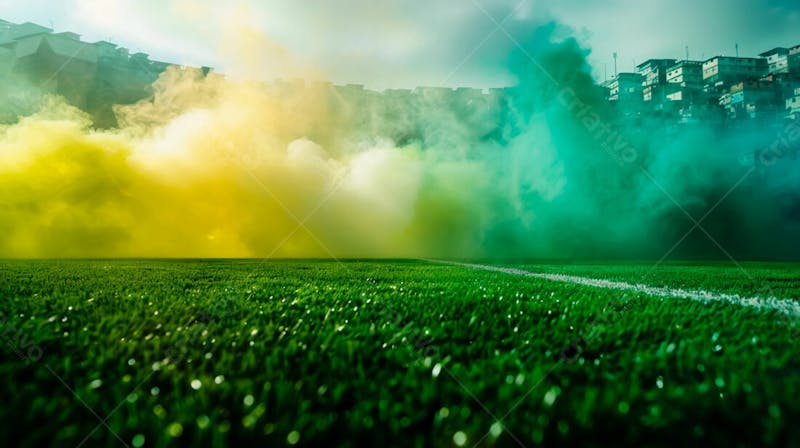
[1,0,798,88]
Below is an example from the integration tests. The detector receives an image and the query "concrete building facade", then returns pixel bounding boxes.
[702,56,769,89]
[637,59,677,104]
[666,60,704,104]
[606,72,643,103]
[723,80,781,120]
[760,47,791,74]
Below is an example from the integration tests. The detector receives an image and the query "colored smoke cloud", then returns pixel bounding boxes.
[0,22,799,259]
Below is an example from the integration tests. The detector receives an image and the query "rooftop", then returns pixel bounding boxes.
[760,47,790,57]
[704,55,766,62]
[636,59,678,70]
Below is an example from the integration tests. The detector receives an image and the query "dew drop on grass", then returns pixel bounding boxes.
[215,375,225,384]
[656,377,664,389]
[453,431,467,446]
[243,395,255,407]
[150,387,160,396]
[166,422,183,437]
[432,363,442,378]
[287,430,300,445]
[191,379,202,390]
[543,386,560,407]
[197,415,210,429]
[131,434,145,448]
[489,422,503,438]
[89,379,102,389]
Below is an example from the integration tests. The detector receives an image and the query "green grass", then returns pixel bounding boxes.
[0,260,799,447]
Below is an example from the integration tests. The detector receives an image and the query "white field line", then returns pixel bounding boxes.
[425,260,800,318]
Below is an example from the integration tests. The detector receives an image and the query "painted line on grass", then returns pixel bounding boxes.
[425,260,800,318]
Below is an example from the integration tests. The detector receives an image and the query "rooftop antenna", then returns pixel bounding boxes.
[685,45,690,61]
[613,52,618,77]
[735,43,739,57]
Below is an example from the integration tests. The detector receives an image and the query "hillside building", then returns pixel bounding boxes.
[666,60,705,104]
[637,59,677,105]
[702,56,769,91]
[760,47,791,74]
[0,19,173,126]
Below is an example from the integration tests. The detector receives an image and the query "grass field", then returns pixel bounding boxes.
[1,260,799,447]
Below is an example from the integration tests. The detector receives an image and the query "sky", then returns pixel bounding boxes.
[0,0,799,87]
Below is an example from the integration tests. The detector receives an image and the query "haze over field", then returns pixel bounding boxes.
[0,2,799,259]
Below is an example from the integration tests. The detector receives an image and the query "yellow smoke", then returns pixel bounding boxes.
[0,3,539,259]
[0,65,473,258]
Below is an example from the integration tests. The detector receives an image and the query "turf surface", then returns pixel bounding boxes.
[1,260,798,447]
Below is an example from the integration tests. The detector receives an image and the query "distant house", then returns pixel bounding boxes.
[723,80,780,120]
[606,72,643,102]
[637,59,677,105]
[702,56,769,91]
[760,47,790,75]
[666,60,705,104]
